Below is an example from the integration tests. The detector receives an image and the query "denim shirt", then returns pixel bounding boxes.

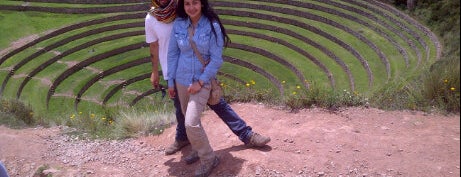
[167,15,224,88]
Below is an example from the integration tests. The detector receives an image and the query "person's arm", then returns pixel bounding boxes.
[167,24,180,98]
[145,14,161,89]
[149,41,160,89]
[199,22,224,84]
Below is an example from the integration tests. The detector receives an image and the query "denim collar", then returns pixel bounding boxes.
[182,15,207,29]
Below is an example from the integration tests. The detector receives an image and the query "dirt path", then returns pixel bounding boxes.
[0,103,459,177]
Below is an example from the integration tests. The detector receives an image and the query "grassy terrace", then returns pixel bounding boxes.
[0,0,439,117]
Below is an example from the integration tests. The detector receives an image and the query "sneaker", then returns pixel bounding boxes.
[194,156,219,177]
[184,151,200,165]
[247,132,271,147]
[165,139,190,155]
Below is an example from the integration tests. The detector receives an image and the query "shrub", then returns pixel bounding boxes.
[0,98,37,127]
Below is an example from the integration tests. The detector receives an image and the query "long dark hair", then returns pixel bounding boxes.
[177,0,230,47]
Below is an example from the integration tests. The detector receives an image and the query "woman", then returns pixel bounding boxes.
[166,0,230,176]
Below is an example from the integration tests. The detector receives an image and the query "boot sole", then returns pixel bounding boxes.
[185,153,200,164]
[194,156,219,177]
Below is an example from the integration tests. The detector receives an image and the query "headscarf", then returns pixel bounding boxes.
[150,0,177,23]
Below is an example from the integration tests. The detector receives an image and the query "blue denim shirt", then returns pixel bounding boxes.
[167,15,224,88]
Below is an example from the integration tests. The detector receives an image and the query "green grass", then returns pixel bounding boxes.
[218,9,390,92]
[0,10,108,49]
[0,1,142,7]
[1,0,454,139]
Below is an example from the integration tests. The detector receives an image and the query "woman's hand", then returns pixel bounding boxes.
[168,87,176,98]
[187,81,202,94]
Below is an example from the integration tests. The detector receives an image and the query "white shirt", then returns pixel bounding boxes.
[145,13,174,80]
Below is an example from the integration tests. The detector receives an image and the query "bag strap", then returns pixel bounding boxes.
[188,26,208,69]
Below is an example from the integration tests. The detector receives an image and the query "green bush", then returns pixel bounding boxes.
[0,98,37,127]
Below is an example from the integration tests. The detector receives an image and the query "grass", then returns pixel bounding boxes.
[0,98,40,128]
[0,10,107,49]
[0,0,457,139]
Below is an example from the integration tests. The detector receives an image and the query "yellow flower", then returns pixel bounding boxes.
[292,91,297,95]
[444,79,449,83]
[282,80,286,84]
[450,87,456,91]
[250,80,256,85]
[70,114,75,119]
[90,114,95,118]
[79,112,82,115]
[246,83,250,87]
[102,117,106,121]
[296,85,301,89]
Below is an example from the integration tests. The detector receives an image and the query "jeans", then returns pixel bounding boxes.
[0,161,9,177]
[173,96,253,144]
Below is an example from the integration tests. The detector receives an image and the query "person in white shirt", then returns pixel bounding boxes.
[145,0,270,167]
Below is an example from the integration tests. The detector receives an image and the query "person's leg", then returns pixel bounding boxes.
[208,98,252,143]
[208,98,270,147]
[173,94,188,142]
[180,84,219,176]
[164,83,190,155]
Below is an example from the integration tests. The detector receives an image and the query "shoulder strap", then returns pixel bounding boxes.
[188,26,208,68]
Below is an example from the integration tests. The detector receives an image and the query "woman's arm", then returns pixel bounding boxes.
[167,26,180,88]
[199,22,224,84]
[167,23,181,98]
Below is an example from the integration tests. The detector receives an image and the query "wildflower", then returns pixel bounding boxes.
[246,83,250,87]
[296,85,301,89]
[292,91,297,95]
[79,112,82,115]
[70,114,75,119]
[250,80,256,85]
[444,79,449,84]
[90,113,95,118]
[451,87,456,91]
[282,80,286,84]
[102,117,106,121]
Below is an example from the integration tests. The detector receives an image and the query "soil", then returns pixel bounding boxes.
[0,103,459,177]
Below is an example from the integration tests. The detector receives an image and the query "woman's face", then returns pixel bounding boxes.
[184,0,202,22]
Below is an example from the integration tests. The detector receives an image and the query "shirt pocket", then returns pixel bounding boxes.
[174,32,188,50]
[197,33,211,53]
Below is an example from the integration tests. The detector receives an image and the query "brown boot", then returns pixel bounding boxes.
[194,156,219,177]
[247,132,271,147]
[184,151,199,164]
[165,139,190,155]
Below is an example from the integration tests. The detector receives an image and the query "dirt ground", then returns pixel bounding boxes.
[0,103,459,177]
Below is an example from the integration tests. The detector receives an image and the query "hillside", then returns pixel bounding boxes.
[0,0,442,115]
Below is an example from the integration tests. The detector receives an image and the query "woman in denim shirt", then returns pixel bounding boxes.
[166,0,230,176]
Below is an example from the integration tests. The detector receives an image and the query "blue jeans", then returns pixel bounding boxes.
[173,96,253,144]
[0,161,9,177]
